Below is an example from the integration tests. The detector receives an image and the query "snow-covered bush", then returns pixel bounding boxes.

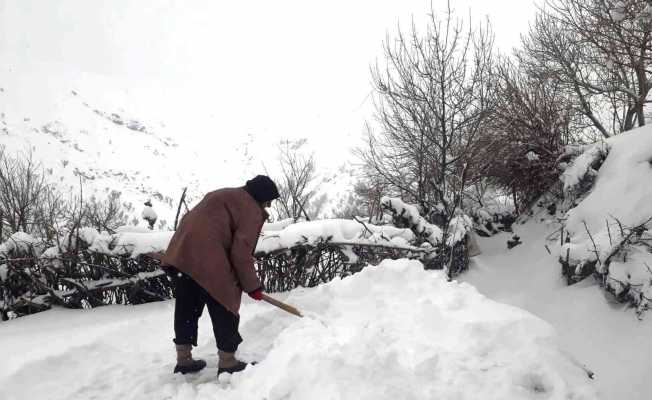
[0,227,174,321]
[560,143,609,205]
[0,232,43,258]
[556,127,652,315]
[1,216,436,319]
[254,218,433,292]
[468,207,516,236]
[380,196,474,277]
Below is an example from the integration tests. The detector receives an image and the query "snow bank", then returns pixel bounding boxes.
[560,126,652,306]
[564,129,652,241]
[256,219,416,255]
[0,259,598,400]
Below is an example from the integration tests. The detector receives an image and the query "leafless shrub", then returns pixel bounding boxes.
[274,139,319,221]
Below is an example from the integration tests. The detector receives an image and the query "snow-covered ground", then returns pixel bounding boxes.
[462,222,652,400]
[0,258,598,400]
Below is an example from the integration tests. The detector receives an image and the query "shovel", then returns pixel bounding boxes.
[261,293,303,318]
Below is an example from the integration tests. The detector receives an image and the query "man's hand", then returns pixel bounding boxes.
[248,288,264,301]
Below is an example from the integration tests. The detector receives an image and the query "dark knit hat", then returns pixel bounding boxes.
[245,175,280,203]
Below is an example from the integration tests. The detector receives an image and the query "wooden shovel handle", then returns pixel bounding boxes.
[261,293,303,318]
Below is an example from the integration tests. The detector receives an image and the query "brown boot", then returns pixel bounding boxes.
[174,344,207,374]
[217,350,249,376]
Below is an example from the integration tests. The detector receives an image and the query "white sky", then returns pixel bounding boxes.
[1,0,538,182]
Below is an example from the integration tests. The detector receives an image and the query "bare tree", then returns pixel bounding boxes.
[83,191,128,233]
[480,57,580,209]
[333,174,388,221]
[361,3,496,234]
[274,139,319,221]
[0,146,48,236]
[522,0,652,138]
[32,185,67,243]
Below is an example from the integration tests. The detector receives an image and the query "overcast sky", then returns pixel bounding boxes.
[1,0,539,181]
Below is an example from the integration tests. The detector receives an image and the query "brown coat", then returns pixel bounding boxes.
[162,187,265,314]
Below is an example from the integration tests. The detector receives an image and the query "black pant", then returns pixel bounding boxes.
[172,272,242,353]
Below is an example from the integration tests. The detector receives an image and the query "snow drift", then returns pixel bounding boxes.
[0,259,597,400]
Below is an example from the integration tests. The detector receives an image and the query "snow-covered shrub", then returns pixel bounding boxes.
[380,196,473,277]
[0,232,43,258]
[555,127,652,314]
[0,228,174,320]
[254,218,430,292]
[468,207,516,236]
[560,143,609,205]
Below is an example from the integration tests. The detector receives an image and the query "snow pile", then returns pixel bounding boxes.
[230,260,596,400]
[0,259,598,400]
[559,126,652,308]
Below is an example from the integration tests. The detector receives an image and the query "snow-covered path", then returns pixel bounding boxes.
[461,222,652,400]
[0,258,599,400]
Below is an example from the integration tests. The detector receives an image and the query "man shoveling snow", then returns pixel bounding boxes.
[162,175,279,376]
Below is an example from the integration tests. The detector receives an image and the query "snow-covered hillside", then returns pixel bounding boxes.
[0,259,598,400]
[0,69,359,225]
[0,74,209,227]
[0,0,371,225]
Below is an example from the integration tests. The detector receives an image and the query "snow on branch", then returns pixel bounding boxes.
[379,196,472,247]
[561,143,609,195]
[380,196,443,246]
[255,218,416,256]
